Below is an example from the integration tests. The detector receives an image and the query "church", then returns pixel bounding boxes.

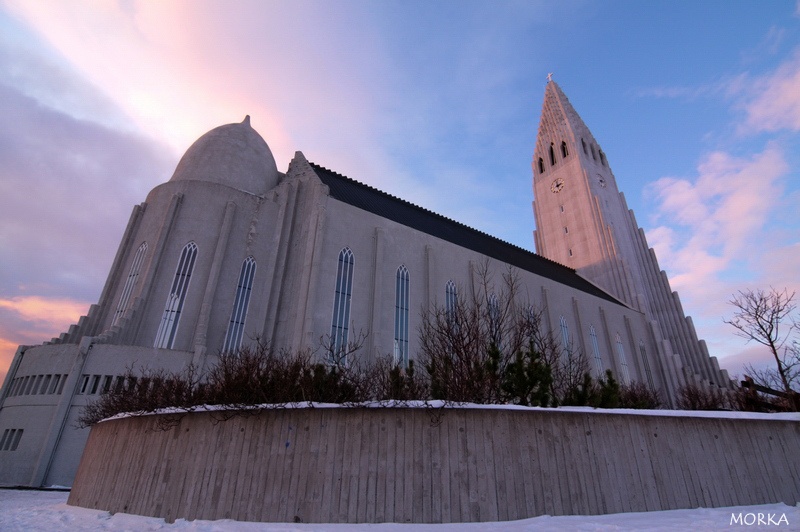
[0,81,730,488]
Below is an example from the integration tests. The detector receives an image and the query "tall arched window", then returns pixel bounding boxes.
[330,248,355,363]
[223,256,256,353]
[560,316,570,351]
[615,333,630,384]
[445,280,458,319]
[581,138,588,155]
[154,242,197,349]
[561,141,569,158]
[589,325,603,373]
[394,265,410,367]
[538,157,545,174]
[590,144,597,161]
[113,241,147,325]
[549,143,556,165]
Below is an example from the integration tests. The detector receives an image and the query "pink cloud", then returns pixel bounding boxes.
[742,49,800,132]
[716,345,776,380]
[0,296,91,383]
[645,144,795,372]
[0,296,89,326]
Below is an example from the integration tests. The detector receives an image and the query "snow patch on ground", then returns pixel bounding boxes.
[1,489,797,531]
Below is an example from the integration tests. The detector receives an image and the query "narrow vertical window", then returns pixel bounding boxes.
[549,143,556,165]
[581,138,587,154]
[538,157,545,174]
[561,141,568,158]
[113,242,148,325]
[590,325,603,373]
[639,341,655,391]
[1,429,23,451]
[39,375,51,394]
[101,375,113,394]
[560,316,570,351]
[154,242,197,349]
[600,150,607,166]
[330,248,355,363]
[445,280,458,319]
[616,333,630,384]
[591,144,597,161]
[47,375,60,394]
[223,256,257,353]
[394,265,410,367]
[79,375,89,394]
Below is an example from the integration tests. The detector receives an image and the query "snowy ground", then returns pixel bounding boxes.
[0,489,796,531]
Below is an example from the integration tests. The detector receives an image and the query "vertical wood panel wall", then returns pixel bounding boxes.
[67,408,800,524]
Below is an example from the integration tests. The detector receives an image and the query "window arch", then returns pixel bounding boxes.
[445,280,458,319]
[599,150,607,166]
[615,333,630,384]
[538,157,545,174]
[589,325,603,373]
[639,341,655,391]
[154,242,197,349]
[590,144,597,161]
[330,248,355,363]
[114,241,147,325]
[561,141,568,158]
[223,256,257,353]
[559,316,570,351]
[394,265,410,367]
[581,138,587,155]
[549,143,556,165]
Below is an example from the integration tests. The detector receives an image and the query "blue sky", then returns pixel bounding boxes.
[1,0,799,382]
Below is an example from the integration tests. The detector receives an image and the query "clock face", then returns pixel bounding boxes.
[597,174,607,188]
[550,178,565,193]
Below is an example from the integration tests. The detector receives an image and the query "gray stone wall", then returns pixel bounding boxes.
[68,407,800,523]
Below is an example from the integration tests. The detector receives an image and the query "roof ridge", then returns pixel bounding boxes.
[308,161,577,273]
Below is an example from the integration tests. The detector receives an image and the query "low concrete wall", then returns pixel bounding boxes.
[68,407,799,523]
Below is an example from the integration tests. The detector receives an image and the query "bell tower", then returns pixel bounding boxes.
[532,79,730,386]
[532,79,644,311]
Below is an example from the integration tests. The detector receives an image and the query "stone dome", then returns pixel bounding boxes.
[169,116,280,194]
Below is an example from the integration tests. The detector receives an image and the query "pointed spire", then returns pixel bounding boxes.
[534,81,602,167]
[242,115,251,126]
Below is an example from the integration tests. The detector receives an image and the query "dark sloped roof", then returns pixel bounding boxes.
[309,162,625,306]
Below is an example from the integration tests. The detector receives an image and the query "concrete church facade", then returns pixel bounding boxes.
[0,82,729,488]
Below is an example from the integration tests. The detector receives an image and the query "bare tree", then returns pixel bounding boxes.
[724,287,798,395]
[418,262,589,405]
